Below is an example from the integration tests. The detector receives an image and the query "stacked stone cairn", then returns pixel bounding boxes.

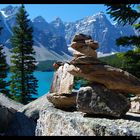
[47,33,140,117]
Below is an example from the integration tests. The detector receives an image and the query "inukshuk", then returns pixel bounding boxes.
[47,33,140,117]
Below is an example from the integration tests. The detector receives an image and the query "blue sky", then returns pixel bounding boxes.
[0,4,114,23]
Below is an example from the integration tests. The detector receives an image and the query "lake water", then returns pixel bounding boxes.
[7,71,54,98]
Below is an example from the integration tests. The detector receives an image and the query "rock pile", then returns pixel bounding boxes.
[47,33,140,117]
[68,34,140,95]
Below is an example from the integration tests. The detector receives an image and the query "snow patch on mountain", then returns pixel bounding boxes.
[0,11,9,18]
[0,11,13,35]
[1,5,19,18]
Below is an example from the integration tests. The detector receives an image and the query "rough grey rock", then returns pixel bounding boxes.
[0,106,15,132]
[35,104,140,136]
[5,112,36,136]
[0,93,24,110]
[76,85,130,117]
[0,93,24,133]
[19,94,53,121]
[4,94,53,136]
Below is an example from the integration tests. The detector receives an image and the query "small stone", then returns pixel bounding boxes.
[47,92,77,109]
[71,42,97,58]
[70,56,104,65]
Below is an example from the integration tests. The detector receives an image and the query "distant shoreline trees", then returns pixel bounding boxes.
[10,5,38,104]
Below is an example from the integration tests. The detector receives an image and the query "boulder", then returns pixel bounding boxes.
[0,93,24,110]
[76,85,130,117]
[0,93,24,133]
[5,112,36,136]
[0,106,16,133]
[19,94,53,121]
[72,33,92,42]
[47,92,77,109]
[67,64,140,95]
[5,94,53,136]
[50,63,74,94]
[71,42,97,58]
[35,104,140,136]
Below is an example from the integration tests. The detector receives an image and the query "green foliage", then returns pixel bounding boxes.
[0,21,9,96]
[105,4,140,79]
[99,54,123,69]
[120,49,140,78]
[106,4,140,25]
[10,5,38,104]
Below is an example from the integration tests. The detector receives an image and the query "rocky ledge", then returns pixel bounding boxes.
[35,101,140,136]
[0,92,140,136]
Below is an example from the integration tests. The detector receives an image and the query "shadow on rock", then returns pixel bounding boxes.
[5,112,36,136]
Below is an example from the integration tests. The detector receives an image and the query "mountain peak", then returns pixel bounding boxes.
[33,16,47,23]
[1,5,19,17]
[53,17,63,23]
[93,11,106,18]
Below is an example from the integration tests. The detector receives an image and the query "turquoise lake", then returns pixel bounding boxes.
[7,71,54,98]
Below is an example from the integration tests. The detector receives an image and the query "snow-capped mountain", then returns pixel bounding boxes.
[64,12,135,54]
[0,5,71,64]
[0,5,136,64]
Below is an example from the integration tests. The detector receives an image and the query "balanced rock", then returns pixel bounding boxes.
[72,33,92,42]
[76,85,131,117]
[67,64,140,95]
[85,39,99,50]
[71,42,97,58]
[47,92,77,109]
[50,63,74,94]
[70,56,105,65]
[72,49,85,58]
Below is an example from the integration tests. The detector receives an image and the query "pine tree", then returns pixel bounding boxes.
[105,4,140,78]
[10,5,38,104]
[0,23,9,95]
